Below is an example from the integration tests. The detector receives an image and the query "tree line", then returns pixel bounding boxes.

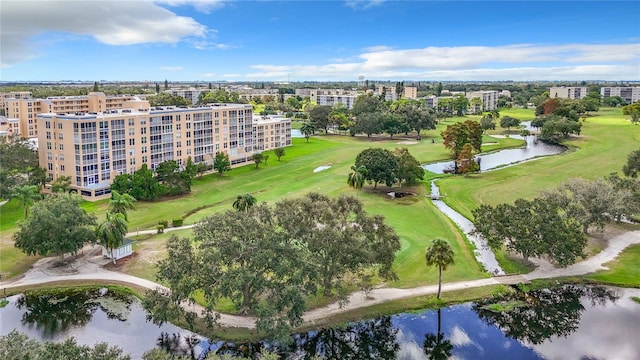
[143,193,401,340]
[472,151,640,266]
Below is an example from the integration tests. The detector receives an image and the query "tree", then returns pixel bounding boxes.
[352,111,384,138]
[108,190,136,221]
[393,147,424,186]
[352,93,385,116]
[622,102,640,125]
[308,105,333,133]
[0,135,39,199]
[154,160,192,196]
[300,122,316,143]
[274,147,285,161]
[213,151,231,176]
[542,178,622,234]
[51,175,72,193]
[0,331,130,360]
[252,153,264,169]
[391,100,436,139]
[232,193,257,212]
[540,117,582,142]
[93,81,99,92]
[500,116,521,134]
[96,212,128,264]
[456,143,479,175]
[623,149,640,178]
[13,193,97,261]
[473,197,586,266]
[11,184,40,219]
[441,120,483,159]
[480,115,496,133]
[354,148,398,188]
[275,193,401,296]
[347,165,367,195]
[452,94,469,116]
[147,93,190,107]
[424,239,455,299]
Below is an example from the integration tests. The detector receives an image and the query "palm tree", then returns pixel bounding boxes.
[300,122,316,143]
[11,185,40,219]
[96,212,128,264]
[347,165,367,196]
[233,194,257,212]
[108,190,136,221]
[425,238,455,299]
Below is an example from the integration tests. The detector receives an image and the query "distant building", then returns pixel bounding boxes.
[466,90,499,111]
[549,87,588,100]
[317,94,357,109]
[600,87,640,105]
[424,95,439,108]
[499,90,512,98]
[102,238,135,261]
[404,86,418,99]
[165,88,209,105]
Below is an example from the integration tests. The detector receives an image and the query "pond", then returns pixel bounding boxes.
[291,129,304,138]
[423,122,566,174]
[0,288,202,359]
[2,286,639,359]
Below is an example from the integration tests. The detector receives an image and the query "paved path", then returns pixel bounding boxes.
[1,231,638,330]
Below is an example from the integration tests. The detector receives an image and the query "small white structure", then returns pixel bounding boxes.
[102,238,135,261]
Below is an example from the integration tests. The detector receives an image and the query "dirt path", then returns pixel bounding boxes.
[1,231,638,330]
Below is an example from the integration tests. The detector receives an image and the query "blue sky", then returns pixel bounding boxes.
[2,0,639,81]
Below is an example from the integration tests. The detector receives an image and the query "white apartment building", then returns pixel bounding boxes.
[466,90,499,111]
[424,95,439,108]
[600,87,640,104]
[316,94,358,109]
[549,87,588,100]
[165,88,209,105]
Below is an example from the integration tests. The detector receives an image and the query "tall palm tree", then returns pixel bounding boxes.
[347,165,367,196]
[425,238,455,299]
[96,212,128,264]
[11,185,40,219]
[108,190,136,221]
[233,194,257,212]
[300,122,316,143]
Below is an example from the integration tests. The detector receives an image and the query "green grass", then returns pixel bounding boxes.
[632,297,640,304]
[585,244,640,287]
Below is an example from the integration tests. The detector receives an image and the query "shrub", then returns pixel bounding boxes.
[172,218,183,227]
[156,225,164,234]
[158,220,169,228]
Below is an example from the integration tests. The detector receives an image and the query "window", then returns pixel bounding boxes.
[141,137,147,144]
[59,144,64,150]
[129,138,135,146]
[129,128,135,136]
[129,158,136,165]
[58,123,63,129]
[141,127,147,134]
[176,124,181,130]
[128,118,135,126]
[45,121,51,129]
[60,165,65,171]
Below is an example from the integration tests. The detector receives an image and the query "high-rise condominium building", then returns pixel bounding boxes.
[37,101,289,200]
[600,87,640,105]
[466,90,499,111]
[549,87,588,100]
[5,92,144,138]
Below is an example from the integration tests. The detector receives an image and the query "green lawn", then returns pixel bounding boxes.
[438,108,640,220]
[585,244,640,287]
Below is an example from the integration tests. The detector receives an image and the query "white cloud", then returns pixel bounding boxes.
[160,66,184,71]
[201,72,217,77]
[0,0,209,67]
[244,43,640,81]
[155,0,226,14]
[345,0,386,10]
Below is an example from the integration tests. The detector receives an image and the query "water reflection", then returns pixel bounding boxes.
[423,309,453,360]
[15,288,131,339]
[474,285,619,345]
[157,332,200,359]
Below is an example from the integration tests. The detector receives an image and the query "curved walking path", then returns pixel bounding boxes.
[1,230,638,330]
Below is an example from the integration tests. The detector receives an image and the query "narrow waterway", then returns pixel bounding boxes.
[430,180,504,275]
